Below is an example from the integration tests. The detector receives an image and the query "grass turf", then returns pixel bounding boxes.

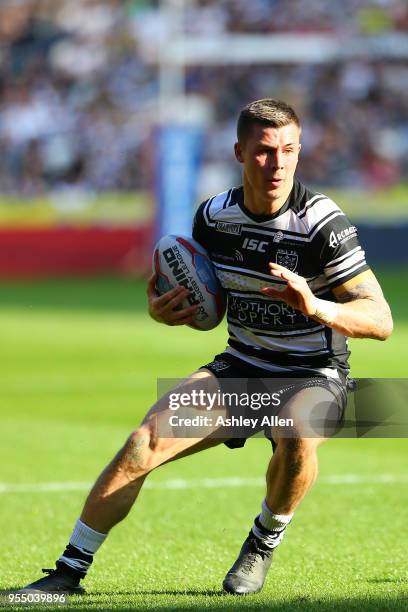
[0,269,407,610]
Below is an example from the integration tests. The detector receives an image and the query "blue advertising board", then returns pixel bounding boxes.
[155,124,203,239]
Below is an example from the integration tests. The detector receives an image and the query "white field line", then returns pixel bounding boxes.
[0,474,407,494]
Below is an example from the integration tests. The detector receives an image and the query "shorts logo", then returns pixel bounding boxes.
[215,222,242,235]
[329,226,357,249]
[276,249,298,272]
[210,359,231,372]
[273,231,284,243]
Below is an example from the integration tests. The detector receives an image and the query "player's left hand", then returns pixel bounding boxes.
[261,263,317,316]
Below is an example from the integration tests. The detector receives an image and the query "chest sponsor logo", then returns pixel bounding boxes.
[329,226,357,248]
[215,221,242,235]
[229,295,310,327]
[276,249,298,272]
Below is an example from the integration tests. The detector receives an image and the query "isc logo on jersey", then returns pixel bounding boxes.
[329,226,357,248]
[241,233,284,252]
[242,238,268,253]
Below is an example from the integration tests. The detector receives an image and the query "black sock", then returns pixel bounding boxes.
[56,543,93,581]
[252,517,287,549]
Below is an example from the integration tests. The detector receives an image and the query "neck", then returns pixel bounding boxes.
[243,175,294,216]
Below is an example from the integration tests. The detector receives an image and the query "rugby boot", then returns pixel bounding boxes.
[18,567,85,595]
[223,531,274,595]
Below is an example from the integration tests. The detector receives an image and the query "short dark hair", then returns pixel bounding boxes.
[237,98,301,143]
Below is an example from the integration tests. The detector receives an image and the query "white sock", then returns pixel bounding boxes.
[259,499,293,531]
[252,499,293,549]
[58,519,107,576]
[69,519,107,553]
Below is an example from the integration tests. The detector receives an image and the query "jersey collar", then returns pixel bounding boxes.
[236,179,304,223]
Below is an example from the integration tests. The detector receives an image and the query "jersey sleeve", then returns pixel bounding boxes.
[312,209,370,289]
[192,199,210,248]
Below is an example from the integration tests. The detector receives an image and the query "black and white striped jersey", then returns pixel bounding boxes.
[192,179,369,375]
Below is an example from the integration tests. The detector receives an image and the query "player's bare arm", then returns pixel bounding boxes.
[147,273,198,326]
[262,266,393,341]
[331,272,393,340]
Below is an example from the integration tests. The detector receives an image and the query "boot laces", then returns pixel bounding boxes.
[240,537,271,575]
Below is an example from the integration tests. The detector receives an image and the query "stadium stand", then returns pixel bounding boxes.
[0,0,407,197]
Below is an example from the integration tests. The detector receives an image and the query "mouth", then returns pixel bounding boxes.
[267,178,284,187]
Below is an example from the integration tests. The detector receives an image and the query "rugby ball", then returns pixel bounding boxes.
[153,235,226,331]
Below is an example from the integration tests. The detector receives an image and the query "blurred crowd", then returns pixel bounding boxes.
[183,0,408,34]
[0,0,407,198]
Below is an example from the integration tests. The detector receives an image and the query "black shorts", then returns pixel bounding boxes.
[200,352,348,450]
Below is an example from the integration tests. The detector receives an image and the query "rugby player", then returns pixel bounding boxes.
[21,99,393,596]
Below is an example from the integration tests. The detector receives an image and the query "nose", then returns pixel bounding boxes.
[268,149,284,170]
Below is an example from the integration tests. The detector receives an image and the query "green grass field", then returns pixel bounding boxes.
[0,270,407,611]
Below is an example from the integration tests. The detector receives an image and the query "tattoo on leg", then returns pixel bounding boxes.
[128,431,150,465]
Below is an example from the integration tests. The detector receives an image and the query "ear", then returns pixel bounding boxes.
[298,143,302,154]
[234,142,244,163]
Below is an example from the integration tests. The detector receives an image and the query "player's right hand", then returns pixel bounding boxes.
[147,273,198,326]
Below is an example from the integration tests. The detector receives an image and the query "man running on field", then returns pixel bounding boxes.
[21,99,393,596]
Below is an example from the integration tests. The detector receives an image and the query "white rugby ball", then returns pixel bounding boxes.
[153,235,226,331]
